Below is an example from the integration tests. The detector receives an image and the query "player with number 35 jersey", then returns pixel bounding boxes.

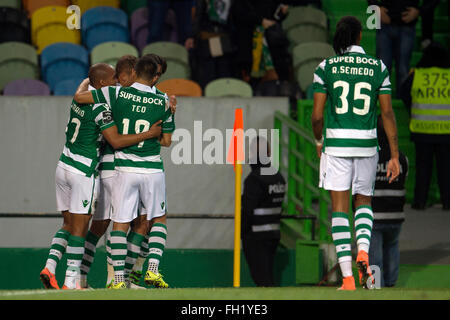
[311,16,400,291]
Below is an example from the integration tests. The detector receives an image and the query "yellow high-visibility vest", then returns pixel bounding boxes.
[410,67,450,134]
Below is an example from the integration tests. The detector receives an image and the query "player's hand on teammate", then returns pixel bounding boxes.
[148,120,163,138]
[169,95,177,114]
[386,157,401,183]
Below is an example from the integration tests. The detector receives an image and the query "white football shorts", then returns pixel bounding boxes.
[93,175,114,221]
[55,165,99,214]
[112,171,166,223]
[319,152,378,196]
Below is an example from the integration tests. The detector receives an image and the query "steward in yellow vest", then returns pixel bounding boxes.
[400,42,450,211]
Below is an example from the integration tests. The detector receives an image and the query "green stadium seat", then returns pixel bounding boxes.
[142,41,190,81]
[0,0,20,9]
[90,41,139,67]
[0,42,39,91]
[204,78,253,98]
[282,6,327,31]
[292,42,335,91]
[121,0,146,16]
[142,41,189,66]
[435,0,449,17]
[322,0,367,15]
[287,25,328,47]
[360,31,376,57]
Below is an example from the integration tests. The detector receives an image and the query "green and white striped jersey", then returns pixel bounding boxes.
[92,82,175,174]
[58,93,115,177]
[313,45,391,157]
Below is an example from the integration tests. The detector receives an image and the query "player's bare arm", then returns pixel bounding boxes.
[311,92,327,158]
[102,120,162,149]
[74,79,95,104]
[379,94,400,183]
[159,133,172,147]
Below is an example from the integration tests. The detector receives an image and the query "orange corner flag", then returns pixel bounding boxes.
[227,108,244,169]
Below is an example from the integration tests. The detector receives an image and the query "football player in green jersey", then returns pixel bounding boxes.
[74,55,175,289]
[311,16,400,290]
[79,55,175,289]
[40,63,163,290]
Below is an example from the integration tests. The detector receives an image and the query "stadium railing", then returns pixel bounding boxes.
[274,110,332,242]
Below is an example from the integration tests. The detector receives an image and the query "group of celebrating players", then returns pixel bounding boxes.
[39,53,176,290]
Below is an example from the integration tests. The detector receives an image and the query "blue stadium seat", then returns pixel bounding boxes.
[53,78,84,96]
[40,42,89,91]
[82,6,129,52]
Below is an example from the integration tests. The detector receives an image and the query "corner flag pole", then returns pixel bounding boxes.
[228,108,244,288]
[233,135,242,288]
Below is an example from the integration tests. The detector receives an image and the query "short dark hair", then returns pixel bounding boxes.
[135,54,159,80]
[333,16,362,55]
[115,55,138,76]
[89,63,113,87]
[143,53,167,74]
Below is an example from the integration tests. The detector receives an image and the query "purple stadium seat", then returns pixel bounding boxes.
[130,7,149,52]
[131,7,179,53]
[3,79,51,96]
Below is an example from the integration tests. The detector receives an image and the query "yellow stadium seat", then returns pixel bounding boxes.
[31,6,81,54]
[72,0,120,14]
[23,0,70,18]
[156,78,203,97]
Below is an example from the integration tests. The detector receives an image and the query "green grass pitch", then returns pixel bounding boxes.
[1,287,449,300]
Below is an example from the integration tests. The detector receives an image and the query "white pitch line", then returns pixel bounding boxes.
[0,290,76,297]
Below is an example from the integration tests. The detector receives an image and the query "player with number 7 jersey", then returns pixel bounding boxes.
[40,64,163,290]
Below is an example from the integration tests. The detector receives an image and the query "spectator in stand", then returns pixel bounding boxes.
[231,1,292,85]
[185,0,237,89]
[370,116,408,288]
[147,0,194,45]
[368,0,439,96]
[419,0,440,49]
[399,42,450,211]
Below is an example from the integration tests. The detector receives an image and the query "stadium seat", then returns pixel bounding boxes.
[130,7,149,52]
[360,31,376,57]
[287,25,328,47]
[0,7,30,43]
[3,79,51,96]
[292,42,335,92]
[72,0,120,13]
[31,6,81,53]
[0,42,39,91]
[90,41,138,66]
[81,6,129,52]
[22,0,70,17]
[121,0,146,16]
[156,79,202,97]
[282,6,327,31]
[282,4,327,50]
[204,78,253,98]
[41,42,89,91]
[0,0,20,9]
[53,78,84,96]
[142,41,190,81]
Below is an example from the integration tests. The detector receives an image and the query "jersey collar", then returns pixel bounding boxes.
[345,45,366,54]
[88,85,95,90]
[131,82,157,94]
